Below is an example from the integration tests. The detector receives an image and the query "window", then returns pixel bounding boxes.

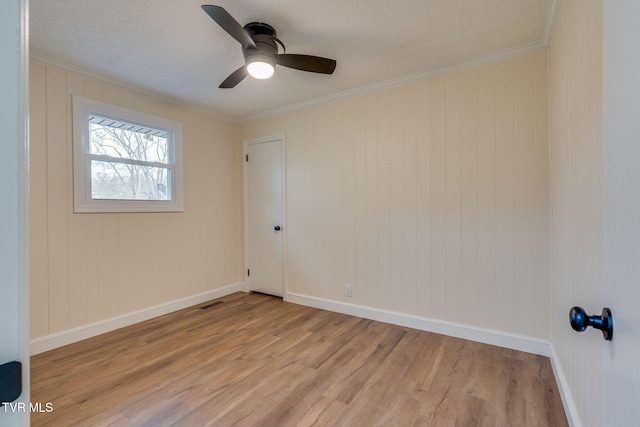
[72,95,183,212]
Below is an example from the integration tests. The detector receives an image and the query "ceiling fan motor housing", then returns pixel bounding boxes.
[243,36,277,67]
[243,22,279,67]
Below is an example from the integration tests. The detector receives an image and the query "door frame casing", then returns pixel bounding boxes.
[243,134,287,296]
[0,0,30,424]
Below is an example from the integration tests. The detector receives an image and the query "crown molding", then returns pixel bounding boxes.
[30,51,237,123]
[241,41,547,123]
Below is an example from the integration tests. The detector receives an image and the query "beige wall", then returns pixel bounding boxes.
[549,1,603,425]
[242,51,550,339]
[29,59,242,339]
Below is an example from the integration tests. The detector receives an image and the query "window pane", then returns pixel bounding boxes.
[91,160,170,201]
[88,116,169,163]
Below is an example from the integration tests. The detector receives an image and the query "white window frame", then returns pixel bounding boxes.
[72,95,184,213]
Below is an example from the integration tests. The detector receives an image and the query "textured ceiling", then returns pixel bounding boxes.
[30,0,553,120]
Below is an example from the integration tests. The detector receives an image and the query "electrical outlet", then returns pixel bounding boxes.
[344,284,352,297]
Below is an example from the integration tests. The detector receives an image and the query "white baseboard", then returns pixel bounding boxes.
[284,292,551,356]
[549,343,582,427]
[30,283,244,355]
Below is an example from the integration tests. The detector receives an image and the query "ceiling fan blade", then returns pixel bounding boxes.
[219,66,248,88]
[202,5,256,49]
[275,54,336,74]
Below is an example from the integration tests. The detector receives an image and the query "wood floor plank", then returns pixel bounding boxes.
[31,292,568,426]
[295,396,348,427]
[455,394,497,427]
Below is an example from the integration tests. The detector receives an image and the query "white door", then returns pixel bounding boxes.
[245,137,284,297]
[0,0,30,425]
[602,1,640,424]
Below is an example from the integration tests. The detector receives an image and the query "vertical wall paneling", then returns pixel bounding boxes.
[29,59,241,339]
[314,103,333,300]
[66,73,89,328]
[477,63,497,330]
[342,98,356,298]
[460,68,479,326]
[243,51,549,339]
[377,90,391,309]
[514,55,537,337]
[171,111,199,300]
[28,60,49,338]
[415,80,431,318]
[428,76,447,320]
[533,51,550,339]
[445,73,462,323]
[495,59,516,333]
[388,87,404,312]
[85,215,105,323]
[45,66,70,333]
[402,84,418,315]
[282,114,296,292]
[303,108,316,296]
[117,87,133,108]
[304,107,318,290]
[365,93,379,308]
[332,101,346,302]
[353,95,367,305]
[287,110,306,296]
[100,83,118,104]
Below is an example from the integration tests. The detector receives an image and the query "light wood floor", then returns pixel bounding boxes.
[31,292,567,426]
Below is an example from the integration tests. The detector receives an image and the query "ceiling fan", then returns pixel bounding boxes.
[202,5,337,88]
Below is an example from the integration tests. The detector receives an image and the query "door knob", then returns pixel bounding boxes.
[0,361,22,403]
[274,225,281,232]
[569,306,613,341]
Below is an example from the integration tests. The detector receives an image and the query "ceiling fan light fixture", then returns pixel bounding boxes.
[202,6,336,88]
[247,55,275,79]
[247,61,274,79]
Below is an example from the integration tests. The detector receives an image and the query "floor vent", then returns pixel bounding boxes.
[200,301,224,310]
